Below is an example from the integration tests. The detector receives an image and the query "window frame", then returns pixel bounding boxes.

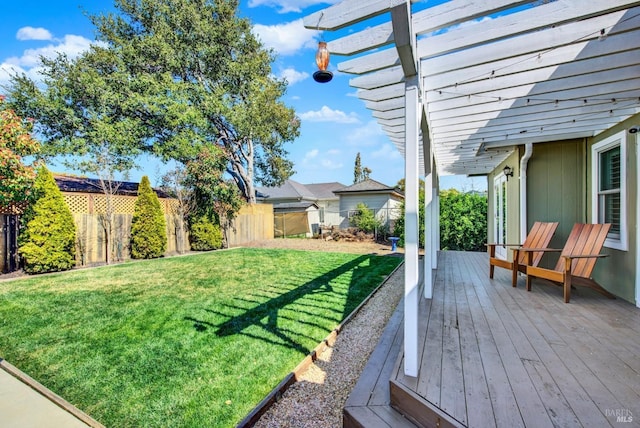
[591,131,627,251]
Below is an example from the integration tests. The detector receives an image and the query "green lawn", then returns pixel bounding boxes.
[0,248,401,427]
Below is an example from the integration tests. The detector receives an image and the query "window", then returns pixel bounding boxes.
[592,131,627,251]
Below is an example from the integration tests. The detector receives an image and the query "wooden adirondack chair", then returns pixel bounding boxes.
[522,223,615,303]
[488,221,558,286]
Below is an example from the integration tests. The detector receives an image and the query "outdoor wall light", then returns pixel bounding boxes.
[313,41,333,83]
[629,126,639,134]
[503,165,514,181]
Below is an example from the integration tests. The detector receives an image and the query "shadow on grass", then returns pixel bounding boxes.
[185,254,387,355]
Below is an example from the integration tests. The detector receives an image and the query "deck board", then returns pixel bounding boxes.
[345,251,640,428]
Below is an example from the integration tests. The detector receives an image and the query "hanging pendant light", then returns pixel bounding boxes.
[313,41,333,83]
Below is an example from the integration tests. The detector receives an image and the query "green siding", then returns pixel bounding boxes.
[527,140,586,269]
[587,116,638,303]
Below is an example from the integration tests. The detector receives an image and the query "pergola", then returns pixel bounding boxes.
[303,0,640,377]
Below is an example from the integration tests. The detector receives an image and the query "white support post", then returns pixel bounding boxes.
[423,169,433,299]
[404,76,420,377]
[432,163,439,269]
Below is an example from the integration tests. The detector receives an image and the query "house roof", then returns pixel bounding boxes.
[304,182,346,199]
[303,2,640,177]
[256,180,346,201]
[272,201,319,211]
[256,179,316,200]
[333,178,403,198]
[54,175,171,198]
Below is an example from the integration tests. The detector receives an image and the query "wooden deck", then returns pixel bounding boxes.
[345,251,640,428]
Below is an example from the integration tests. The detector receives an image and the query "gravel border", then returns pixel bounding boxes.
[252,263,404,428]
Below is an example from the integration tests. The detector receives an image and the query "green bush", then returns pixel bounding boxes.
[19,166,76,274]
[130,176,167,259]
[440,190,487,251]
[393,193,425,248]
[189,216,223,251]
[349,203,381,233]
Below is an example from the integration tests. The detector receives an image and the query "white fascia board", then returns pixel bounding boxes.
[329,22,393,55]
[377,117,405,127]
[421,11,640,77]
[358,82,406,102]
[350,66,405,90]
[411,0,533,35]
[423,29,640,89]
[416,1,636,60]
[338,48,399,75]
[303,0,409,31]
[372,108,406,120]
[365,97,405,112]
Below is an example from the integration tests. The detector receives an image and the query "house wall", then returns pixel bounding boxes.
[488,113,639,303]
[319,199,341,227]
[526,139,587,269]
[487,150,521,262]
[585,115,639,303]
[338,193,402,229]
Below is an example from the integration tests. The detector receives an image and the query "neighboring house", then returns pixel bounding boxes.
[256,180,345,236]
[487,114,640,304]
[333,179,404,229]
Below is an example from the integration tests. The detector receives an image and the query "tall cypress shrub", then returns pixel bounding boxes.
[19,165,76,274]
[130,176,167,259]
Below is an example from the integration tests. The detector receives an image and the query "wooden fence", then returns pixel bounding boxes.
[1,195,275,271]
[226,204,274,246]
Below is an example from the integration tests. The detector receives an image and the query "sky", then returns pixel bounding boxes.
[0,0,487,192]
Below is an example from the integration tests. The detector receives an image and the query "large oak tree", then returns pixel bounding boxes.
[6,0,299,204]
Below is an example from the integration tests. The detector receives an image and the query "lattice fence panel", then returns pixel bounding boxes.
[63,194,89,214]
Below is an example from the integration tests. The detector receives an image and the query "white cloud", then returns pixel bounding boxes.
[16,26,53,41]
[320,158,343,169]
[280,67,308,85]
[299,105,360,124]
[248,0,339,14]
[6,34,94,69]
[304,149,319,161]
[253,19,318,56]
[372,143,402,160]
[345,120,385,145]
[1,33,96,86]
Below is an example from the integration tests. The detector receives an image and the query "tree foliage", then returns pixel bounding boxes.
[353,152,372,184]
[19,166,76,274]
[185,145,244,225]
[440,189,487,251]
[0,95,40,206]
[349,203,381,234]
[5,0,299,206]
[189,216,223,251]
[130,176,167,259]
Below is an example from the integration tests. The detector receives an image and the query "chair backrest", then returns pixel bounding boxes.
[517,221,559,266]
[554,223,611,277]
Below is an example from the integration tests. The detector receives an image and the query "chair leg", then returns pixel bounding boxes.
[490,263,495,279]
[512,248,520,287]
[526,273,532,291]
[563,258,572,303]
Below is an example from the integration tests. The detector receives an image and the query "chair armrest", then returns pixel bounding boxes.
[486,243,524,247]
[563,254,610,260]
[519,247,562,252]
